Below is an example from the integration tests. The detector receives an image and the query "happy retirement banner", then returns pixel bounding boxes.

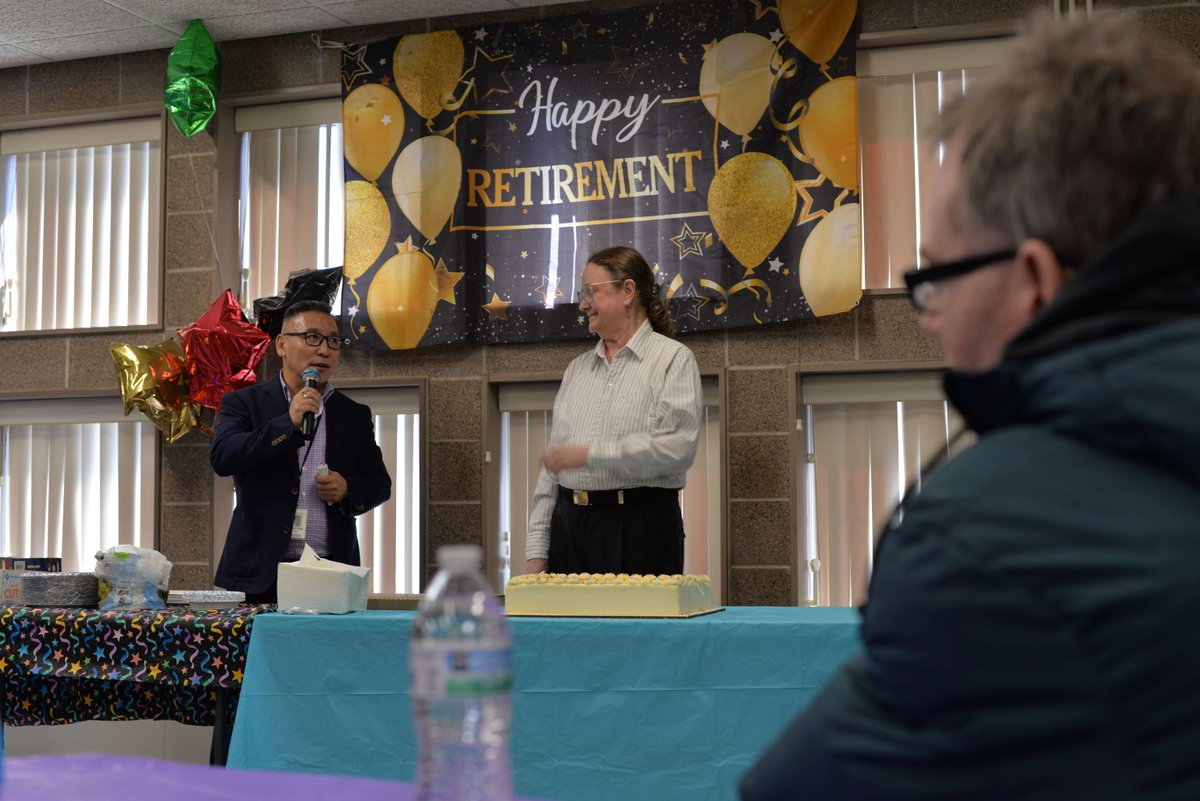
[341,0,859,350]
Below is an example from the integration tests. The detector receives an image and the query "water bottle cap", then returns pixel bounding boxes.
[436,544,482,569]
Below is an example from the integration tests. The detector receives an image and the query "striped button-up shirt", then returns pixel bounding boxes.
[525,320,703,561]
[280,372,335,560]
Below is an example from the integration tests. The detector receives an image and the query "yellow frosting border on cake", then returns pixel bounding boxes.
[504,573,714,617]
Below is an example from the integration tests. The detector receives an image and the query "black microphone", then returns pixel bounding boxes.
[300,367,320,441]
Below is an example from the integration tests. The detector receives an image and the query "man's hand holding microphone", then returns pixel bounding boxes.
[290,367,322,439]
[290,367,348,503]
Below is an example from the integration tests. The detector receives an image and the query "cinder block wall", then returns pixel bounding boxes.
[0,0,1193,603]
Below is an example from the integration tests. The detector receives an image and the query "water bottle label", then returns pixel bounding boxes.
[411,644,512,699]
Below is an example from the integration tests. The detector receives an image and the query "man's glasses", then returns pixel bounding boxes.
[903,248,1017,312]
[282,332,343,350]
[575,280,623,304]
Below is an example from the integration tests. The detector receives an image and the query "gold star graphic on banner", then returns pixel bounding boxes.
[533,275,565,304]
[678,283,709,322]
[608,46,649,84]
[467,46,515,104]
[483,293,511,321]
[670,222,707,260]
[568,18,590,39]
[341,45,372,90]
[435,260,464,305]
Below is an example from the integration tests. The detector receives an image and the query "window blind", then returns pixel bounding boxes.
[0,398,157,572]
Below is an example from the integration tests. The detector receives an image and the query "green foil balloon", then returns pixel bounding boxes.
[165,20,220,137]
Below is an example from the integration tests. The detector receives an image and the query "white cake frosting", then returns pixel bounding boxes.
[504,572,715,617]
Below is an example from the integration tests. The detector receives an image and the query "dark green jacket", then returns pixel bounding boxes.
[743,193,1200,801]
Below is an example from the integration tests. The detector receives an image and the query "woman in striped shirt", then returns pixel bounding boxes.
[524,246,704,576]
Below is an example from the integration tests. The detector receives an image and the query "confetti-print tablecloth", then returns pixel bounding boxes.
[0,604,269,727]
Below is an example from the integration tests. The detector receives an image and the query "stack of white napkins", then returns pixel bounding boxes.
[277,545,371,614]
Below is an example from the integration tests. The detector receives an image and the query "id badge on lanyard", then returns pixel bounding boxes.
[290,508,308,540]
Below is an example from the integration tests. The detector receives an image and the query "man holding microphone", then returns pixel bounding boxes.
[212,300,391,604]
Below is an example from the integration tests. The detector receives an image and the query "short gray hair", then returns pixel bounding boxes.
[932,12,1200,269]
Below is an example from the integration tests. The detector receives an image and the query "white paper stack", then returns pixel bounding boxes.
[277,545,370,614]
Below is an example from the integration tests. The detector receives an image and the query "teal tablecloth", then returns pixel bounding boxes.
[228,606,860,801]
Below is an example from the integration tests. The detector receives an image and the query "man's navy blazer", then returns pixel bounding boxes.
[211,378,391,594]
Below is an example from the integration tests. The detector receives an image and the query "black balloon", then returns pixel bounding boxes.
[252,267,344,338]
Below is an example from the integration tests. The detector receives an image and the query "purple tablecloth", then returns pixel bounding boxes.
[3,754,410,800]
[2,754,547,800]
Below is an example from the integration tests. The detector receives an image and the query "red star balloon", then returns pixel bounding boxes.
[110,339,201,443]
[178,290,271,410]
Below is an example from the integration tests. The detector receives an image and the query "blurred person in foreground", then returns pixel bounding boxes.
[743,13,1200,801]
[524,246,703,576]
[212,300,391,603]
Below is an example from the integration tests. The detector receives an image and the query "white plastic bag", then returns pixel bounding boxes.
[94,545,173,611]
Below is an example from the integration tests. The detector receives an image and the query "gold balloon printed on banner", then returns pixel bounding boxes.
[344,181,391,283]
[343,84,404,182]
[392,135,463,243]
[799,77,858,191]
[708,152,797,270]
[778,0,858,67]
[799,202,862,316]
[393,31,466,120]
[768,65,859,192]
[699,33,778,136]
[366,243,440,350]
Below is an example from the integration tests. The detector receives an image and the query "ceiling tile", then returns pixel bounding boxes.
[201,7,352,40]
[17,26,180,62]
[105,0,311,27]
[319,0,514,25]
[0,44,49,69]
[0,0,147,44]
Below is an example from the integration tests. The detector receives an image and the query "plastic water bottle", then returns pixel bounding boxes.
[411,545,513,801]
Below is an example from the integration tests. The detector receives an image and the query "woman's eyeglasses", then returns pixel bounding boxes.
[282,332,343,350]
[575,280,623,304]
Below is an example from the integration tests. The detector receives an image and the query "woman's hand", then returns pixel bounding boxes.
[542,444,589,474]
[525,558,548,575]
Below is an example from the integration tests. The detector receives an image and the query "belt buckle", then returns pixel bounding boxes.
[573,490,589,506]
[617,490,624,505]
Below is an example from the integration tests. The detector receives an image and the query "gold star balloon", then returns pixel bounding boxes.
[110,339,201,443]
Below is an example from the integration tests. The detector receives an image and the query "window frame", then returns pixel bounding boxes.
[856,35,1013,292]
[792,360,967,607]
[0,114,166,337]
[0,392,161,572]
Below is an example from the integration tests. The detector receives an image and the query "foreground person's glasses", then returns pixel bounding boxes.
[903,248,1017,312]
